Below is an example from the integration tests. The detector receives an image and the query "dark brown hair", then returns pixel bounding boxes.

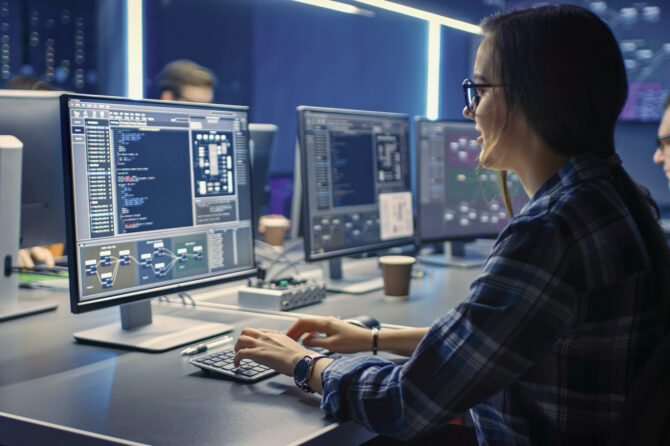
[482,5,670,326]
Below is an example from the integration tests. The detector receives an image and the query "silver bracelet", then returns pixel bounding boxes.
[371,327,379,355]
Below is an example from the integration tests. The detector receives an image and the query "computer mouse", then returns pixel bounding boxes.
[345,314,381,330]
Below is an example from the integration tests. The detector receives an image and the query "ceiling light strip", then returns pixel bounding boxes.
[351,0,481,34]
[293,0,364,15]
[426,20,441,120]
[126,0,144,99]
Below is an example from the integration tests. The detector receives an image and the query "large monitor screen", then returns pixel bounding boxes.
[416,119,527,243]
[298,106,414,262]
[62,94,256,313]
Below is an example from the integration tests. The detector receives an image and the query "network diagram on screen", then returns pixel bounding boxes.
[66,98,254,301]
[416,120,527,241]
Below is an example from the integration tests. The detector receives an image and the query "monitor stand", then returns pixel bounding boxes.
[417,241,488,268]
[73,300,234,352]
[323,257,383,295]
[0,136,57,322]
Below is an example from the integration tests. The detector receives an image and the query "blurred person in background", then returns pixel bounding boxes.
[156,59,216,103]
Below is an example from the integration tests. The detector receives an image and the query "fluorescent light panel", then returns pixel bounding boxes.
[351,0,481,34]
[292,0,366,15]
[126,0,144,99]
[426,21,441,120]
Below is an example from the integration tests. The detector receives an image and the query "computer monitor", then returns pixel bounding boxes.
[61,94,256,351]
[415,118,527,266]
[0,90,66,249]
[298,106,414,293]
[249,123,278,237]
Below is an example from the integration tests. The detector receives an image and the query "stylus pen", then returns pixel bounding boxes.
[180,336,234,356]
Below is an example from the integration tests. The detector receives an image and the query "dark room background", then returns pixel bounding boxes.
[3,0,669,217]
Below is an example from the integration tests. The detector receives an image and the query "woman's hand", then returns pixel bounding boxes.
[234,328,316,376]
[287,316,373,354]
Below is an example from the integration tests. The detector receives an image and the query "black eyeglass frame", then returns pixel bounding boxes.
[462,78,505,115]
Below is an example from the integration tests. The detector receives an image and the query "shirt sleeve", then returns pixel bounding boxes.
[320,216,578,440]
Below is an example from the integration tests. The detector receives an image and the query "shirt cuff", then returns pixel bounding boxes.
[320,355,395,419]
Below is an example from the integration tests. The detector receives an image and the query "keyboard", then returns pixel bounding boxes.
[190,347,276,382]
[190,344,329,383]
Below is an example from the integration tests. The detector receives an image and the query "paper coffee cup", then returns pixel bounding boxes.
[379,255,416,298]
[260,216,290,246]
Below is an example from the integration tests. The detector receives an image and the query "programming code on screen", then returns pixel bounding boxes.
[67,99,254,300]
[301,109,412,257]
[114,127,193,234]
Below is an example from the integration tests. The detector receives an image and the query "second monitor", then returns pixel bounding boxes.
[298,106,414,293]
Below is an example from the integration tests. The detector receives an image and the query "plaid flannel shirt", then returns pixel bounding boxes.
[320,154,665,445]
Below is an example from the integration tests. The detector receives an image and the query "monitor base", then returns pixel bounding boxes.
[417,253,485,268]
[323,257,383,294]
[74,304,233,353]
[0,300,58,323]
[325,276,384,294]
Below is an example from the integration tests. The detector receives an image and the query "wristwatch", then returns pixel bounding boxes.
[294,355,327,392]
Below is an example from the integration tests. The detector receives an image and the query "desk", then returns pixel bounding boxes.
[194,259,479,328]
[0,262,482,445]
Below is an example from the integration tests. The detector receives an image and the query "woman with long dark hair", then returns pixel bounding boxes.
[233,5,670,444]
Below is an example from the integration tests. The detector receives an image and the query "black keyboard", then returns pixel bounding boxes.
[190,347,276,382]
[190,344,329,383]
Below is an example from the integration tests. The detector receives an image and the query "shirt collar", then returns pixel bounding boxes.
[529,153,616,204]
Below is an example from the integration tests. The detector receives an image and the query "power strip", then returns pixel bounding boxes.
[237,278,326,311]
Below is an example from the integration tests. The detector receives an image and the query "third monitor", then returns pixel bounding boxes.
[415,118,527,266]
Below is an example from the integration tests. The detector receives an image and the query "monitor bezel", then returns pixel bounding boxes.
[297,105,415,263]
[414,117,502,245]
[61,93,257,314]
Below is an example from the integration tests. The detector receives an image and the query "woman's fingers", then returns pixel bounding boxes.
[234,334,258,352]
[233,346,259,367]
[286,316,334,339]
[302,332,329,348]
[239,327,262,339]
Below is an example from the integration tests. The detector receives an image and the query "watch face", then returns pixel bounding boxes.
[294,357,311,384]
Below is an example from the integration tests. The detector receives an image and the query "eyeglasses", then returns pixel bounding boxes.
[656,135,670,153]
[462,78,505,115]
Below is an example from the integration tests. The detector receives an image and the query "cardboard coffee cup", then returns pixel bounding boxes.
[379,255,416,298]
[260,216,290,246]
